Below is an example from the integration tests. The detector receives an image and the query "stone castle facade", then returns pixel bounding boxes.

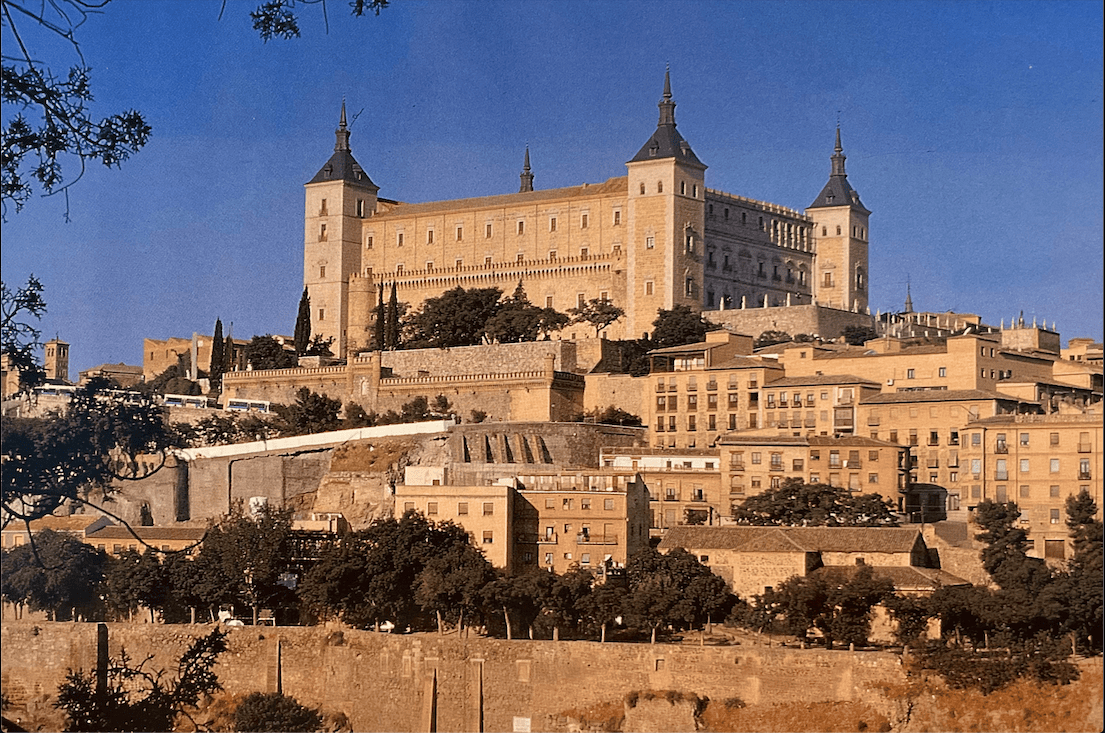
[303,72,871,355]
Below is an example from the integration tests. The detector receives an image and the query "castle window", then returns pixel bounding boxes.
[613,210,622,226]
[319,266,326,278]
[396,264,404,274]
[680,181,686,195]
[759,216,764,230]
[856,267,866,290]
[366,235,373,249]
[645,281,654,295]
[485,256,492,266]
[546,296,554,308]
[397,232,404,246]
[486,223,493,238]
[319,199,327,215]
[613,242,621,254]
[822,226,827,236]
[517,252,525,262]
[517,220,525,235]
[426,261,434,271]
[318,308,325,321]
[823,271,834,287]
[456,226,463,241]
[550,217,557,232]
[319,223,327,241]
[657,181,663,193]
[356,199,365,217]
[646,235,655,249]
[836,225,842,235]
[758,262,766,278]
[580,247,589,259]
[581,213,589,229]
[549,250,557,260]
[709,204,714,216]
[600,290,608,301]
[684,277,694,297]
[724,208,729,220]
[577,293,586,308]
[456,258,463,268]
[693,184,698,197]
[427,229,434,244]
[640,182,646,195]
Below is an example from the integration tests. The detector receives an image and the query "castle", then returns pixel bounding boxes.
[302,72,871,356]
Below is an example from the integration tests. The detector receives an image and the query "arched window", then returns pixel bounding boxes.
[822,226,827,236]
[640,182,646,194]
[657,181,663,193]
[855,267,866,291]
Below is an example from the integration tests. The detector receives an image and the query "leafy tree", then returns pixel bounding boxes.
[883,594,933,647]
[624,547,733,643]
[1,275,47,389]
[250,0,389,42]
[405,286,503,348]
[179,412,278,448]
[650,304,713,349]
[568,297,625,338]
[274,387,342,435]
[577,406,643,427]
[294,286,311,356]
[842,325,877,345]
[210,318,225,388]
[54,628,227,732]
[232,692,322,733]
[481,571,550,640]
[754,330,792,348]
[2,1,151,219]
[303,333,334,357]
[768,566,893,649]
[243,335,296,371]
[373,284,385,351]
[3,378,178,524]
[191,505,292,625]
[104,548,167,623]
[1,529,107,620]
[974,499,1052,594]
[1059,489,1102,653]
[415,539,496,634]
[539,566,594,641]
[578,581,627,642]
[299,511,476,631]
[732,479,898,527]
[484,281,568,343]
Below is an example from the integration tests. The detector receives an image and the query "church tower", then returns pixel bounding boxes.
[625,70,707,338]
[44,338,69,383]
[806,128,870,312]
[304,102,379,356]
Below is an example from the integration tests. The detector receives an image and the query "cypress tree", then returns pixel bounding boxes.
[210,318,224,387]
[294,286,311,356]
[223,335,235,374]
[386,282,400,349]
[374,284,386,351]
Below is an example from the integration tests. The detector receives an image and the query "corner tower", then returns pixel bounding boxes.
[304,102,379,356]
[625,70,707,338]
[806,127,870,312]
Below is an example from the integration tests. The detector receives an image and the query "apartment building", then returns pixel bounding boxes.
[599,447,724,537]
[759,374,881,436]
[961,405,1102,560]
[856,389,1036,520]
[718,434,906,511]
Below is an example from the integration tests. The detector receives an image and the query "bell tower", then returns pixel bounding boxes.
[625,70,708,338]
[806,127,870,312]
[304,101,379,356]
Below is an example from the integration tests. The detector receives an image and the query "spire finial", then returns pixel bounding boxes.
[519,145,534,193]
[334,99,351,152]
[830,124,846,177]
[658,67,676,126]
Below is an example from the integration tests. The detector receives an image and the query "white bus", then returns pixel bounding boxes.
[225,398,270,413]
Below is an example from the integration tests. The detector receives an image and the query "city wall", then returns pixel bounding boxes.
[1,622,907,733]
[704,303,873,340]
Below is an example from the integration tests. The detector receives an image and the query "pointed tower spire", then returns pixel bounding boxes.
[658,65,676,127]
[335,99,351,152]
[831,126,846,176]
[519,146,534,193]
[904,278,914,314]
[808,125,867,211]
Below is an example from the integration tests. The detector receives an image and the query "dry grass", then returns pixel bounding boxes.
[701,699,891,733]
[329,440,414,472]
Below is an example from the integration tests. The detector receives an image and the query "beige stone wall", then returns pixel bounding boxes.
[143,336,214,381]
[704,303,874,341]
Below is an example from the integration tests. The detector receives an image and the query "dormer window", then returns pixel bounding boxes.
[649,141,659,156]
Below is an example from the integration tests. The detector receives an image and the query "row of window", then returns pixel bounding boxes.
[989,457,1093,480]
[992,431,1091,451]
[731,472,876,491]
[655,376,761,390]
[729,449,877,469]
[364,210,622,248]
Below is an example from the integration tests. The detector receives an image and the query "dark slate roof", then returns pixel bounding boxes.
[861,389,1028,405]
[307,104,378,189]
[810,565,970,591]
[765,374,880,388]
[808,128,868,212]
[628,72,706,169]
[660,525,922,554]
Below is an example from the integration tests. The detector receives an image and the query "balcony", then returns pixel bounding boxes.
[769,463,785,472]
[995,443,1009,454]
[576,533,618,545]
[1079,471,1092,480]
[730,462,746,471]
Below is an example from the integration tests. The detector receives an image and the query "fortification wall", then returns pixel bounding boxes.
[705,303,873,341]
[1,623,906,733]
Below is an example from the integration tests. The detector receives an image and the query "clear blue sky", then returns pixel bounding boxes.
[2,0,1102,376]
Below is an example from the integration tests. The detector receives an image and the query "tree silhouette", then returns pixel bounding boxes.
[293,286,311,356]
